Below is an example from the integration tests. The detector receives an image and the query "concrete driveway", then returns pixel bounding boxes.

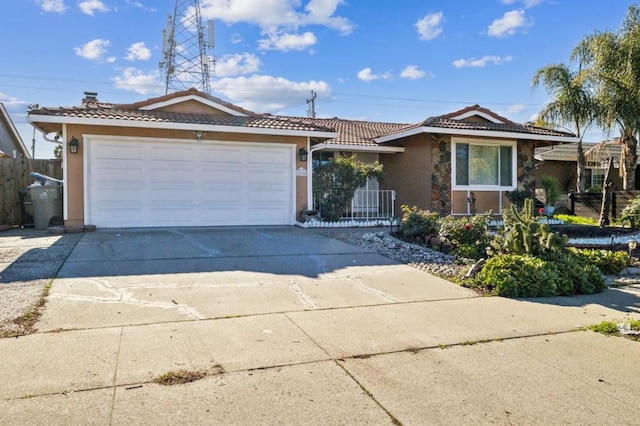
[1,226,640,425]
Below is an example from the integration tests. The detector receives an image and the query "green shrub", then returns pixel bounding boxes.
[620,197,640,229]
[553,214,598,226]
[505,189,530,209]
[472,254,558,297]
[569,248,629,275]
[313,155,383,221]
[439,215,491,259]
[472,252,604,298]
[399,205,440,238]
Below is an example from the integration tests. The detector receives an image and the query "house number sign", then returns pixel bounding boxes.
[296,167,308,176]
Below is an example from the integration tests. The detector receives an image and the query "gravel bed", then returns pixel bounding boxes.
[313,228,469,278]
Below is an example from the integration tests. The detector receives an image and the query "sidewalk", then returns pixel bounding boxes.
[1,227,639,424]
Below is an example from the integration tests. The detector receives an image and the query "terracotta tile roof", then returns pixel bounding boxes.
[272,116,409,146]
[439,104,515,124]
[380,107,576,140]
[118,88,259,117]
[29,103,334,133]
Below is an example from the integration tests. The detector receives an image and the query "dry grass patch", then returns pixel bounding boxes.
[0,282,52,338]
[153,364,224,386]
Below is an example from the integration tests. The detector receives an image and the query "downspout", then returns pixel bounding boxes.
[39,130,63,145]
[306,142,329,212]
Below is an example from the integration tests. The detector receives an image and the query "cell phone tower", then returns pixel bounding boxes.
[159,0,215,94]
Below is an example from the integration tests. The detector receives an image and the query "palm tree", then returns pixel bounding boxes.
[532,63,595,192]
[571,5,640,190]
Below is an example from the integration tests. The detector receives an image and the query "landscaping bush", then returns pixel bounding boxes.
[472,254,558,297]
[438,214,491,259]
[312,155,383,222]
[568,248,629,275]
[472,252,604,297]
[399,205,440,238]
[620,196,640,229]
[471,198,606,298]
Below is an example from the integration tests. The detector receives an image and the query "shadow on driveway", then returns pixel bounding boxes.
[57,226,399,279]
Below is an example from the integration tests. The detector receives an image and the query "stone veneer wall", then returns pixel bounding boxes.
[431,136,452,215]
[517,141,536,194]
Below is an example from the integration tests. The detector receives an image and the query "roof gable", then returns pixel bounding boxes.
[375,104,578,144]
[120,88,255,117]
[0,103,30,158]
[439,104,513,124]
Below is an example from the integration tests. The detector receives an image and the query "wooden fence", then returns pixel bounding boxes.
[0,158,62,226]
[568,190,640,220]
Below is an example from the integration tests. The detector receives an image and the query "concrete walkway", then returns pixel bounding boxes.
[1,227,640,425]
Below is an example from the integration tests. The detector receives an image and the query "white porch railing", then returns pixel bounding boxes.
[341,189,396,220]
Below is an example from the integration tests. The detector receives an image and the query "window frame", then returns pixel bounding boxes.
[451,137,517,191]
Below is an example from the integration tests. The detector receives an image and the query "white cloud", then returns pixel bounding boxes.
[112,68,163,95]
[488,10,529,37]
[500,0,544,8]
[125,0,156,11]
[415,12,444,41]
[210,75,331,112]
[200,0,353,51]
[37,0,66,13]
[0,93,29,117]
[214,53,261,77]
[357,67,391,82]
[258,31,317,51]
[79,0,110,15]
[453,55,513,68]
[74,39,111,61]
[507,103,526,114]
[400,65,429,80]
[125,42,151,61]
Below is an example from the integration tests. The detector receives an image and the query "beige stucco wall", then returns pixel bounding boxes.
[379,134,432,214]
[64,124,308,227]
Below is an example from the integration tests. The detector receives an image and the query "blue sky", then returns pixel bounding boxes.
[0,0,634,158]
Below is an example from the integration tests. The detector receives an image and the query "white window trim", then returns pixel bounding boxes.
[451,137,517,191]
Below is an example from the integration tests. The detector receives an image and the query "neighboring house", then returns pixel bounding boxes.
[0,103,30,158]
[28,90,578,229]
[535,141,629,193]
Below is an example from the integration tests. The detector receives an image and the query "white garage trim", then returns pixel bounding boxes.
[83,135,296,227]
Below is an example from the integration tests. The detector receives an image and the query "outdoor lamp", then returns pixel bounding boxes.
[68,137,79,154]
[628,239,637,264]
[298,147,308,162]
[193,130,205,141]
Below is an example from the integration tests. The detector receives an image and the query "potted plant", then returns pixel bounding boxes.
[541,175,560,216]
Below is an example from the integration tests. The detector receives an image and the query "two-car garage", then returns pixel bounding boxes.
[84,136,295,228]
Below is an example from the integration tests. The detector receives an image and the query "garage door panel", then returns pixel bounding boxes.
[87,139,293,227]
[201,147,242,163]
[93,144,143,160]
[150,146,194,161]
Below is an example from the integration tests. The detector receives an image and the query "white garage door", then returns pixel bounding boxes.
[85,137,295,227]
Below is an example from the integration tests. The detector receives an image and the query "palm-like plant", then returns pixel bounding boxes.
[531,63,595,193]
[571,5,640,190]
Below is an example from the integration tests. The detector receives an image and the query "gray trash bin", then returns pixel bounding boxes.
[29,185,63,230]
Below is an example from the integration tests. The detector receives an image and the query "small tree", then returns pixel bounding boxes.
[312,155,383,221]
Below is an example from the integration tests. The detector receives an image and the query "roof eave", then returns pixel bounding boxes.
[374,126,580,144]
[28,114,338,139]
[313,143,405,153]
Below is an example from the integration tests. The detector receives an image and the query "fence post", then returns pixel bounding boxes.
[611,192,617,220]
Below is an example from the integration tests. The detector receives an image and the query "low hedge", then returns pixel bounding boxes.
[471,253,604,297]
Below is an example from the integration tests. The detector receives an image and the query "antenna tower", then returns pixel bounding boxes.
[159,0,215,94]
